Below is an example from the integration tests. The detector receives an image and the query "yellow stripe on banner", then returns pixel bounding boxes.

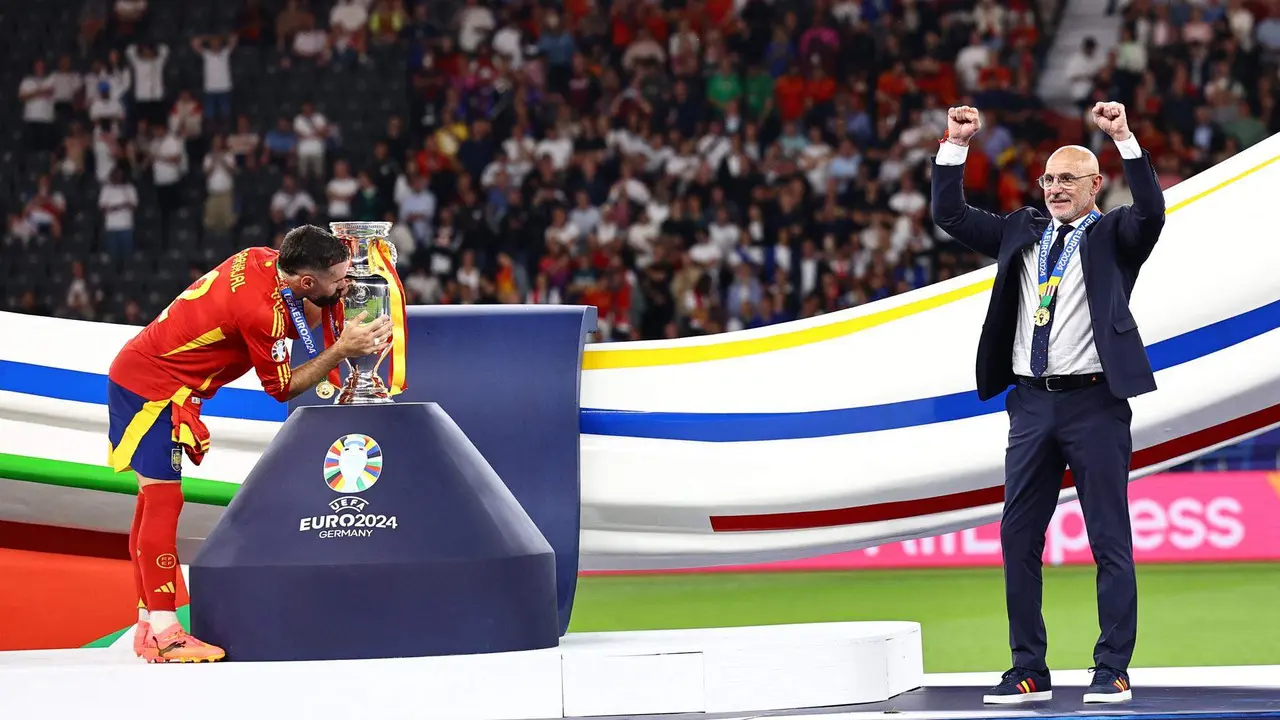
[582,279,994,370]
[581,150,1280,370]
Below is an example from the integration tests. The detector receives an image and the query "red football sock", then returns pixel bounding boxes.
[128,492,147,613]
[137,483,184,613]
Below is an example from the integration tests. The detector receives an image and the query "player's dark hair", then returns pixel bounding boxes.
[277,224,349,275]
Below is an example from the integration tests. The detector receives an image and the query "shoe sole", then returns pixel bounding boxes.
[1084,689,1132,703]
[145,654,226,663]
[983,690,1052,704]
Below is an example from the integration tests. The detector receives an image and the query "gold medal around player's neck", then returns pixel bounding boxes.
[316,380,335,399]
[1033,307,1051,327]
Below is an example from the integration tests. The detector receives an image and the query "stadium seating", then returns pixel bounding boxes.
[5,0,1280,466]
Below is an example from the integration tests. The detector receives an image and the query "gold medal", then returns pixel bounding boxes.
[1033,307,1051,327]
[316,380,335,399]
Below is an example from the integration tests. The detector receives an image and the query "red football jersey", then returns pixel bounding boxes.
[109,247,301,403]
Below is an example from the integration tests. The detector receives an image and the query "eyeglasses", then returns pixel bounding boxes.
[1037,173,1099,189]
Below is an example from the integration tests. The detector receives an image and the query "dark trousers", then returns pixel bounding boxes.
[1001,379,1137,673]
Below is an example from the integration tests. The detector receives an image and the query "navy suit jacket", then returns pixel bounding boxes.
[930,147,1167,402]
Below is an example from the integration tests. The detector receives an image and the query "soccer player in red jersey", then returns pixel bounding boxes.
[106,224,390,663]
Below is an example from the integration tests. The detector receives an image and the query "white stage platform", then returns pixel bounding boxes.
[0,621,924,720]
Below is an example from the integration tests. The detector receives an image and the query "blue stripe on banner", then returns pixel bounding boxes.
[580,298,1280,442]
[2,299,1279,435]
[0,360,286,422]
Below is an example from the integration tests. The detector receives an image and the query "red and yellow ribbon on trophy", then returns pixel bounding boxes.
[366,236,408,396]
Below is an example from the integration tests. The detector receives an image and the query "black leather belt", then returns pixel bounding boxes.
[1017,373,1105,392]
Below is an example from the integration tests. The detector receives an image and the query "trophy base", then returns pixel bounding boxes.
[335,376,393,405]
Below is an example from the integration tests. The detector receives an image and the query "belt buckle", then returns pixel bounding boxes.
[1044,376,1064,392]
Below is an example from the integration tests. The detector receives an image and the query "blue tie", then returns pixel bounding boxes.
[1030,224,1074,377]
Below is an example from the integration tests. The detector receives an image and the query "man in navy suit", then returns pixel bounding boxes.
[930,101,1166,706]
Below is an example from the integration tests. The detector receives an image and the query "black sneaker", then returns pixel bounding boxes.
[982,666,1052,704]
[1084,665,1132,703]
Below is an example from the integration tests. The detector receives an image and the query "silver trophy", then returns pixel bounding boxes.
[329,221,396,405]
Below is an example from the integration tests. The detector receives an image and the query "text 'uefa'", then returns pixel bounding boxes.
[299,496,398,538]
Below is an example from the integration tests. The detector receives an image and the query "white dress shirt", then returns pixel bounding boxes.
[936,134,1144,376]
[126,44,169,102]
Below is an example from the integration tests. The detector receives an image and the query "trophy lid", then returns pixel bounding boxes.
[330,222,394,276]
[329,221,392,240]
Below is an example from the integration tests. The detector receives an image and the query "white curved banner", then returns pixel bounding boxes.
[4,134,1280,571]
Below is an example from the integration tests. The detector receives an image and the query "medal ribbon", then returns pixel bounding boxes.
[279,285,343,389]
[1037,209,1101,308]
[366,238,408,395]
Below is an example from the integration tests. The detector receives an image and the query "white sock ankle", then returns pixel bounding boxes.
[138,608,150,625]
[149,611,179,632]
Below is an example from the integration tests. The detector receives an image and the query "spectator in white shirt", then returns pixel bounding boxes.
[326,160,360,221]
[545,206,581,250]
[1064,36,1104,107]
[99,167,139,263]
[203,135,238,234]
[191,34,237,125]
[887,175,927,219]
[954,31,991,94]
[535,125,573,170]
[398,174,437,246]
[567,190,601,239]
[799,125,833,193]
[290,12,331,65]
[826,139,862,196]
[168,89,205,171]
[227,114,261,169]
[294,101,329,180]
[88,80,126,127]
[149,123,187,238]
[329,0,371,66]
[62,260,101,321]
[19,60,57,152]
[83,52,132,110]
[92,118,123,183]
[49,54,83,127]
[455,0,496,54]
[126,42,169,126]
[269,175,317,230]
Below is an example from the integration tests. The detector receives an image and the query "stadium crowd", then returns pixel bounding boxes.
[4,0,1279,341]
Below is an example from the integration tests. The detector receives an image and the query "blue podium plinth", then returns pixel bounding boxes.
[188,402,559,662]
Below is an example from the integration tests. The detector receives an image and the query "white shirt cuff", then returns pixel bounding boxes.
[935,141,969,165]
[1114,134,1142,159]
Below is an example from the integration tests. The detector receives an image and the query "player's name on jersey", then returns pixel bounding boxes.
[229,249,251,293]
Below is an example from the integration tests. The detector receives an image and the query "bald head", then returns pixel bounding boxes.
[1042,144,1103,222]
[1046,145,1100,175]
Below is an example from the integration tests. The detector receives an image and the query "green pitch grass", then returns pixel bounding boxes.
[567,563,1280,673]
[84,562,1280,670]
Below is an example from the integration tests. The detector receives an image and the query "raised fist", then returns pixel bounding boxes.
[946,106,981,146]
[1091,101,1131,141]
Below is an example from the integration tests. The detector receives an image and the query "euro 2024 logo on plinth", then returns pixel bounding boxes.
[299,433,399,538]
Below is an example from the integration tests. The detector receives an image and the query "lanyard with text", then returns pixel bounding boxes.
[279,286,324,358]
[1037,209,1100,308]
[279,285,344,398]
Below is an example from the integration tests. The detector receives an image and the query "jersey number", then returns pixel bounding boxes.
[157,270,220,322]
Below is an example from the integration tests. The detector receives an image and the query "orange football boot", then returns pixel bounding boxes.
[143,623,226,663]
